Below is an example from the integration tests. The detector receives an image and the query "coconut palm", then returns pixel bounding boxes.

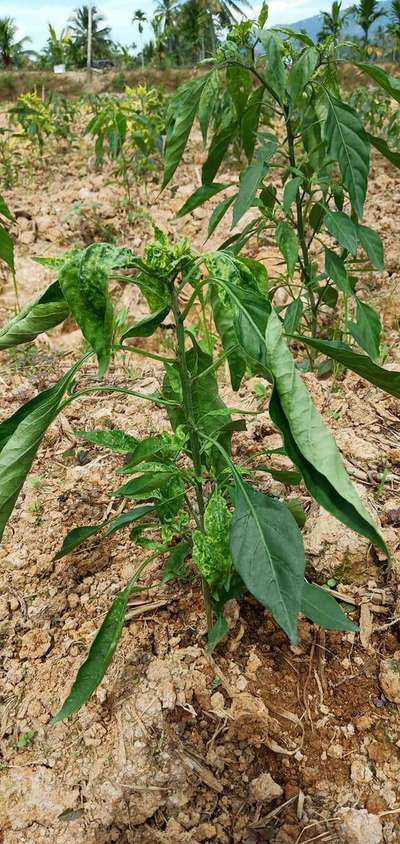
[388,0,400,59]
[0,17,32,67]
[353,0,386,50]
[154,0,180,31]
[132,9,147,69]
[317,1,352,43]
[69,5,112,64]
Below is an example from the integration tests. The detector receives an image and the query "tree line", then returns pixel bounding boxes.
[0,1,400,70]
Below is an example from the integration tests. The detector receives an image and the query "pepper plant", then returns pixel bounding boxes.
[9,92,54,156]
[85,85,167,202]
[162,8,400,368]
[0,217,398,721]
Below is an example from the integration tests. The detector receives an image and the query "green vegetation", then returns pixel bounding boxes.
[0,3,400,725]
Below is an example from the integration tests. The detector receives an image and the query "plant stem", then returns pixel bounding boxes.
[170,278,213,632]
[285,111,318,347]
[60,384,179,411]
[170,282,205,523]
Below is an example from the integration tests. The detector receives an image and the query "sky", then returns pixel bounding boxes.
[2,1,352,52]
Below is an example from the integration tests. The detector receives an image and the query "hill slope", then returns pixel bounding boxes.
[288,1,391,41]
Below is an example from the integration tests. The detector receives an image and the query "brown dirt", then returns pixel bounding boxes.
[0,67,200,102]
[0,104,400,844]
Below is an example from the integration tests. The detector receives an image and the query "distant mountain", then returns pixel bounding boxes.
[287,1,391,41]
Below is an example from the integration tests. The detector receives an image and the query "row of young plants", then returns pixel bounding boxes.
[349,84,400,150]
[0,12,400,722]
[0,84,168,198]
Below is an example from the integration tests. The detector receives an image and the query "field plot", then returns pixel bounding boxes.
[1,28,400,844]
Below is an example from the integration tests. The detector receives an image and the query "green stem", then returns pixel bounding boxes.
[170,283,205,522]
[191,346,238,383]
[285,111,318,357]
[115,344,175,365]
[170,279,213,632]
[60,384,179,412]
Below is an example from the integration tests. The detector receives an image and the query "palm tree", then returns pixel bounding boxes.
[69,5,112,64]
[386,0,400,59]
[132,9,147,69]
[0,17,32,67]
[317,1,352,44]
[353,0,386,51]
[154,0,180,31]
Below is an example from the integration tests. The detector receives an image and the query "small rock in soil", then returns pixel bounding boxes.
[249,772,283,803]
[379,657,400,703]
[338,808,383,844]
[19,629,52,659]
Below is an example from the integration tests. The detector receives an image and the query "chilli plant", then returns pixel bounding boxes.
[0,221,398,723]
[85,85,168,202]
[164,8,400,369]
[1,19,400,723]
[9,92,54,156]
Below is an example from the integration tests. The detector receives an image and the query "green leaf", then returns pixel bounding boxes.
[226,285,386,553]
[0,223,14,272]
[259,32,286,103]
[324,209,358,255]
[207,195,235,239]
[76,429,138,453]
[262,312,386,552]
[355,63,400,105]
[0,193,14,221]
[232,138,277,228]
[287,47,319,100]
[0,281,69,350]
[162,75,210,189]
[202,118,237,185]
[238,256,269,294]
[193,490,233,592]
[207,614,229,654]
[301,581,358,631]
[119,434,173,470]
[283,297,303,334]
[357,225,384,271]
[162,540,191,584]
[59,244,129,377]
[227,65,251,119]
[51,565,146,722]
[276,220,298,277]
[271,27,315,46]
[210,286,246,392]
[349,300,382,362]
[53,524,103,561]
[325,248,351,295]
[258,1,269,29]
[242,86,265,162]
[0,358,85,542]
[176,183,228,219]
[230,482,305,642]
[163,341,232,474]
[291,336,400,400]
[106,505,155,536]
[285,497,307,528]
[113,470,177,500]
[256,465,302,485]
[282,176,302,216]
[198,71,218,145]
[121,306,170,341]
[367,133,400,170]
[325,95,370,218]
